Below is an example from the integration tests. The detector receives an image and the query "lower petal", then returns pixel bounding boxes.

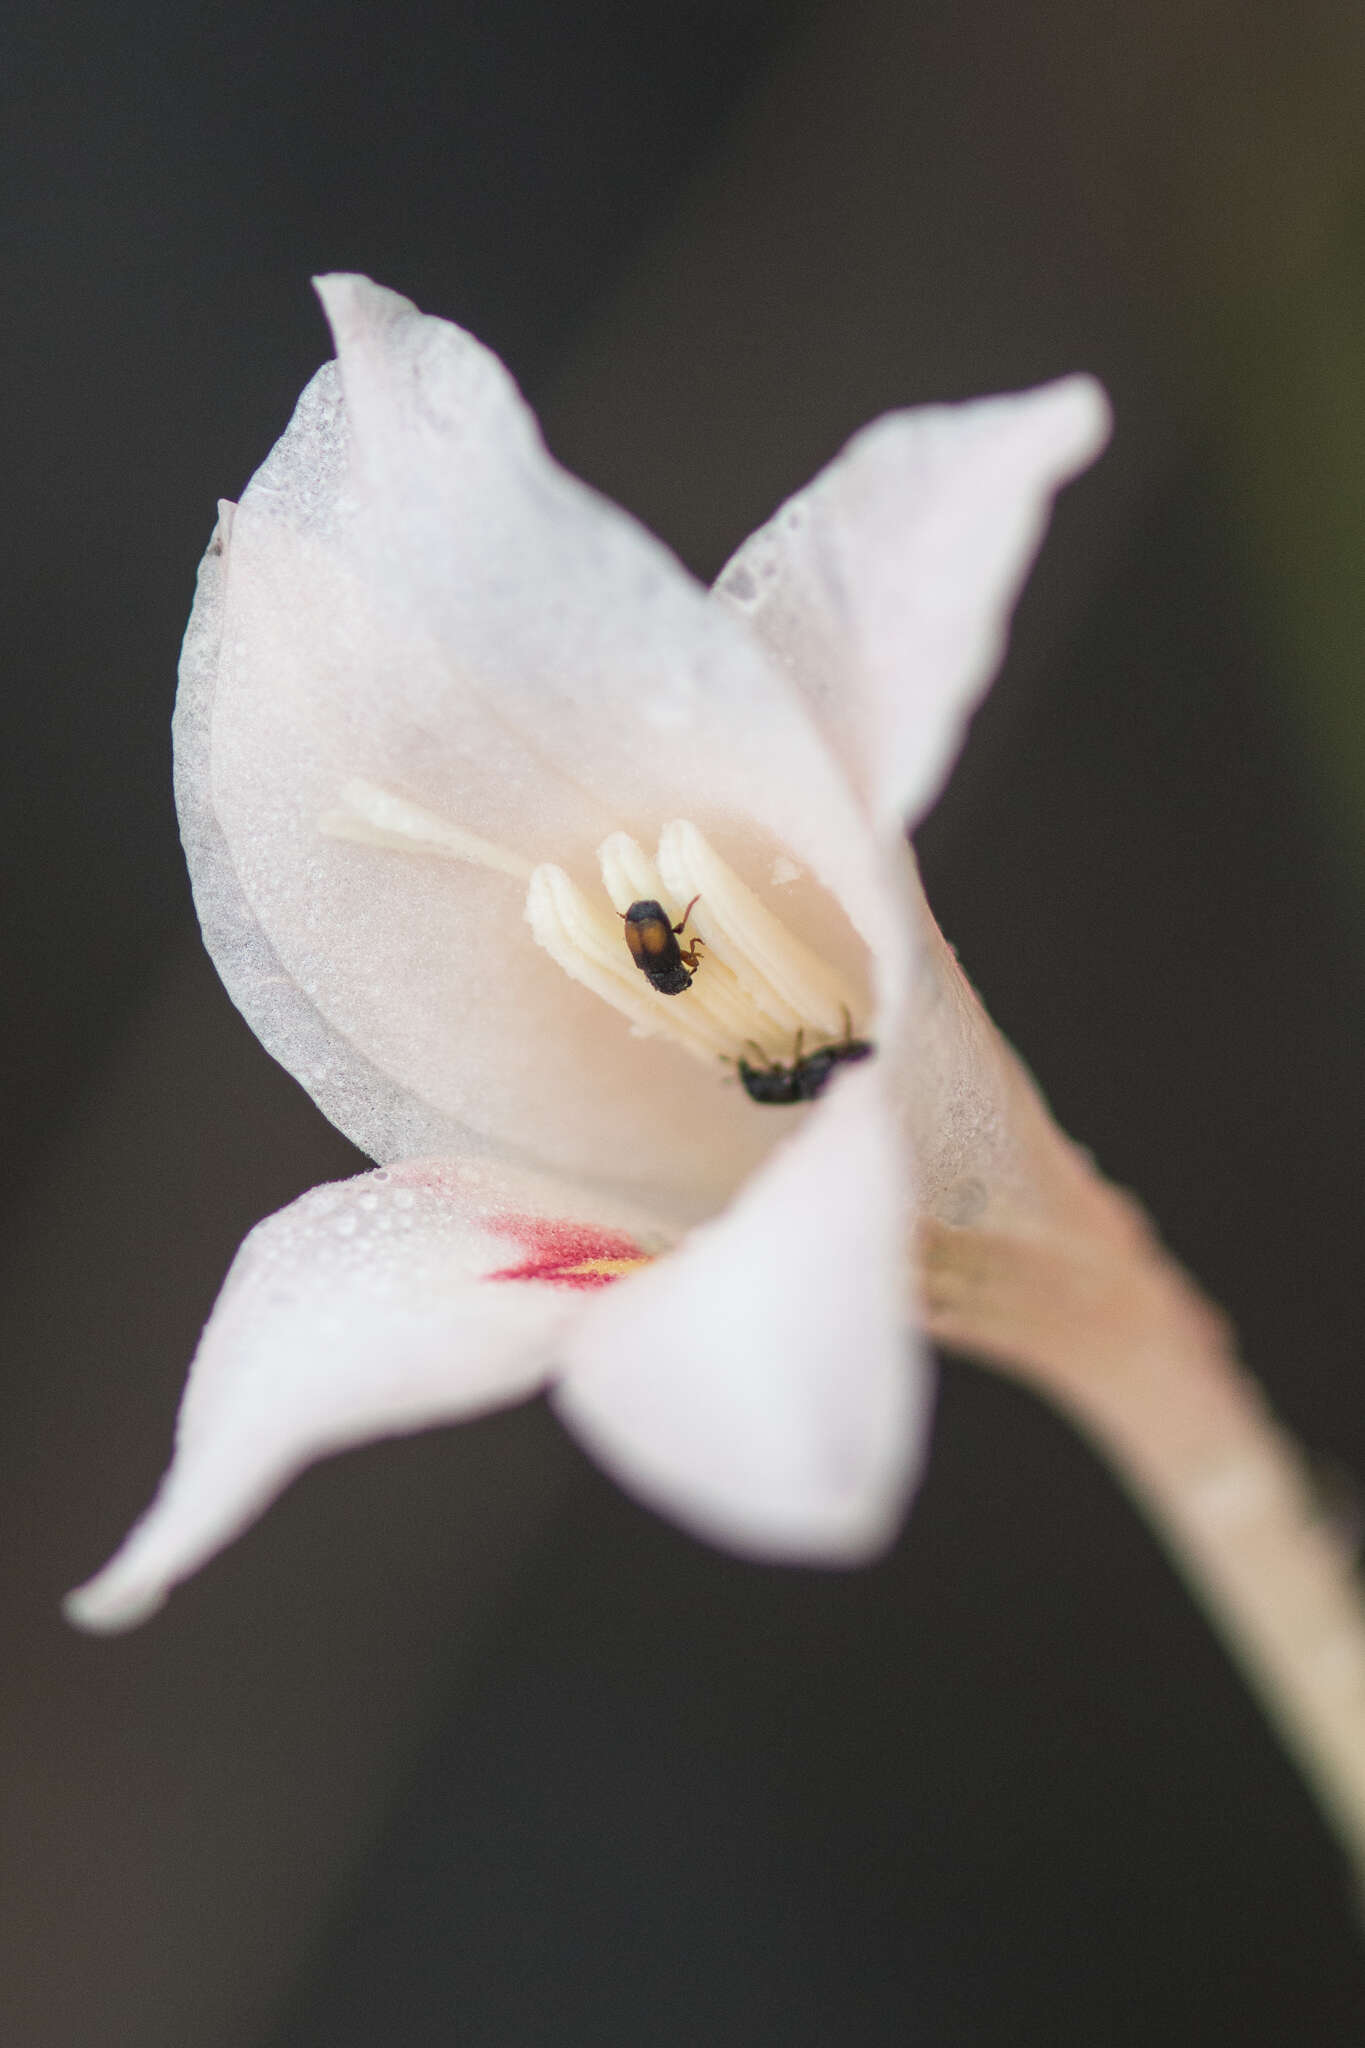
[553,1061,929,1563]
[65,1158,674,1632]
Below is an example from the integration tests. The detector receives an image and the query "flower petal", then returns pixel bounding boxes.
[553,1059,929,1563]
[714,376,1111,829]
[312,273,869,890]
[180,277,885,1211]
[64,1159,674,1633]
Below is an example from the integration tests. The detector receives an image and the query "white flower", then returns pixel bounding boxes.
[65,275,1108,1632]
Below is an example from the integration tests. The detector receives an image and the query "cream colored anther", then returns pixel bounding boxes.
[596,833,791,1059]
[657,820,860,1036]
[320,785,868,1076]
[525,865,731,1063]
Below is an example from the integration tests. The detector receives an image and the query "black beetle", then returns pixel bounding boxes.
[735,1021,874,1104]
[620,894,703,995]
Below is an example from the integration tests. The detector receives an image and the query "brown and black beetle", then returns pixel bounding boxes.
[620,895,703,995]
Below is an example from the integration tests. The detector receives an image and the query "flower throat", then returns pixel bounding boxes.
[323,778,869,1079]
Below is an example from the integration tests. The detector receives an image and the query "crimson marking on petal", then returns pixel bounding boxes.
[485,1215,654,1291]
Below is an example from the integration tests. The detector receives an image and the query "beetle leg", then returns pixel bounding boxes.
[671,892,702,936]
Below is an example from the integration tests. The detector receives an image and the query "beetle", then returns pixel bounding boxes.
[619,894,704,995]
[734,1019,875,1104]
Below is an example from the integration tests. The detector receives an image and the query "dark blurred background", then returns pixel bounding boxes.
[4,2,1365,2041]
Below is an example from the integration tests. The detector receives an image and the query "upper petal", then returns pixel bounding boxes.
[714,376,1111,829]
[310,274,868,889]
[552,1058,929,1563]
[180,277,884,1209]
[65,1157,676,1633]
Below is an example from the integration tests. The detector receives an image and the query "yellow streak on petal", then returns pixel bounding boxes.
[562,1255,654,1279]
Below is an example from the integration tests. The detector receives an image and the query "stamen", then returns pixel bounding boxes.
[321,785,868,1081]
[596,834,791,1058]
[525,866,731,1062]
[657,820,860,1037]
[597,831,671,915]
[320,778,534,882]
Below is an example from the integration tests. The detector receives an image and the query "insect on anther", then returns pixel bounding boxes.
[619,895,704,995]
[730,1008,874,1104]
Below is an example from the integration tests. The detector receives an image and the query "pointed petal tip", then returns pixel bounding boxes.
[62,1567,168,1637]
[780,1499,904,1569]
[311,272,411,354]
[310,267,371,306]
[553,1374,910,1568]
[1037,370,1113,470]
[669,1472,908,1571]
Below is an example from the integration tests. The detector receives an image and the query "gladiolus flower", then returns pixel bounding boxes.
[65,276,1109,1631]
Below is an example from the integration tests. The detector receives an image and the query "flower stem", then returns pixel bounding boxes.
[920,1204,1365,1879]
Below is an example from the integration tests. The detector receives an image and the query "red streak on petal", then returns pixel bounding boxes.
[485,1214,652,1291]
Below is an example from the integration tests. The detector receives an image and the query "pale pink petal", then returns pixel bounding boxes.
[554,1060,928,1562]
[65,1159,675,1633]
[714,376,1111,829]
[179,278,887,1214]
